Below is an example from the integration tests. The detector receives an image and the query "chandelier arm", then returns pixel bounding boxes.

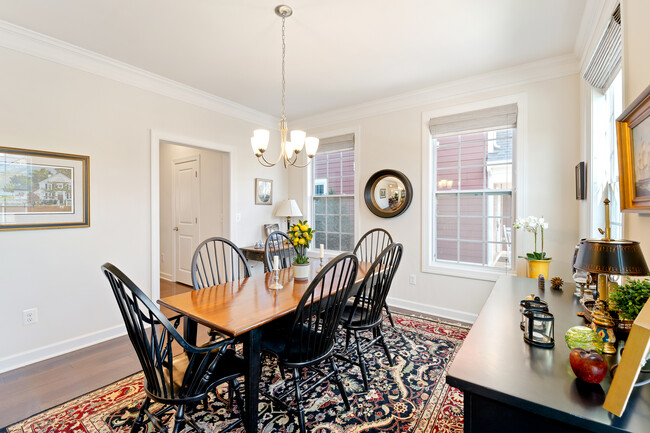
[259,152,283,167]
[288,158,314,169]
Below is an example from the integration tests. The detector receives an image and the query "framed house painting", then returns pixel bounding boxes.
[617,83,650,212]
[0,147,90,230]
[255,178,273,205]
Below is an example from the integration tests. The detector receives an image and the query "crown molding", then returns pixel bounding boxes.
[0,20,277,128]
[295,54,579,129]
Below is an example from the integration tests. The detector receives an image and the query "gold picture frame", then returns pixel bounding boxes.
[617,83,650,212]
[0,146,90,230]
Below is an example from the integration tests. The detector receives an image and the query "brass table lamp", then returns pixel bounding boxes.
[574,199,649,354]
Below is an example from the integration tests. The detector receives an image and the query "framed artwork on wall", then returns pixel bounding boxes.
[255,178,273,205]
[0,146,90,230]
[617,83,650,212]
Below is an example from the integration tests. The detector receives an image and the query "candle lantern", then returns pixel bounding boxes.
[522,309,555,348]
[520,296,548,331]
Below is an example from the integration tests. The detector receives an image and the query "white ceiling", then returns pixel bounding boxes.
[0,0,592,119]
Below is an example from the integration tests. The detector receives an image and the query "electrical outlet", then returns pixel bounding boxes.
[161,253,165,262]
[409,274,416,285]
[236,213,242,223]
[23,308,38,325]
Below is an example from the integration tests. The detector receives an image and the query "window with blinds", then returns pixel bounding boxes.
[429,104,517,270]
[311,133,355,252]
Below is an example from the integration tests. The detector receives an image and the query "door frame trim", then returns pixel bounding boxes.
[171,154,201,284]
[151,129,236,302]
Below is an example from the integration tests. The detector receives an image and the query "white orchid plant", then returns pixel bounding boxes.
[513,216,551,261]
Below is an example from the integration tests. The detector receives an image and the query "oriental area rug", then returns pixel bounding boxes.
[2,314,469,433]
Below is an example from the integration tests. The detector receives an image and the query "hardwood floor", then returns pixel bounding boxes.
[0,278,456,428]
[0,279,193,428]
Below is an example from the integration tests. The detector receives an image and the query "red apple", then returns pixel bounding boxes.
[569,348,608,384]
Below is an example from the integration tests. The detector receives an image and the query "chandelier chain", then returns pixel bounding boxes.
[281,15,286,122]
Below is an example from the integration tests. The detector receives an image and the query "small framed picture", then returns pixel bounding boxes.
[264,223,280,237]
[255,178,273,205]
[379,188,386,199]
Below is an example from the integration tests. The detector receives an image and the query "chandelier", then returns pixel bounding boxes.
[251,5,319,168]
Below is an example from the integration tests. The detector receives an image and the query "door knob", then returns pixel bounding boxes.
[173,227,179,231]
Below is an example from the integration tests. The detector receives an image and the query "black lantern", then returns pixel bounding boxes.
[522,309,555,348]
[519,296,548,331]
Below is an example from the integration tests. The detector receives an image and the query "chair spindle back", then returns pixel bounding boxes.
[353,228,393,263]
[264,230,297,270]
[192,237,251,290]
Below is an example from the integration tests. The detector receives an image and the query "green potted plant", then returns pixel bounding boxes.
[608,278,650,329]
[513,216,551,279]
[288,219,315,280]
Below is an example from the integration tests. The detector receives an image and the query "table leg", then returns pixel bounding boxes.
[184,317,198,346]
[243,328,261,432]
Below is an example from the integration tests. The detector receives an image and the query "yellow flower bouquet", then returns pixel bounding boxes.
[288,219,315,264]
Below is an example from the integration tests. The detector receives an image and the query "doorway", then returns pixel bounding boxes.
[151,130,235,302]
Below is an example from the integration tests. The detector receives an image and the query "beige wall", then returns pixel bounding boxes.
[291,74,581,321]
[0,46,287,370]
[622,0,650,259]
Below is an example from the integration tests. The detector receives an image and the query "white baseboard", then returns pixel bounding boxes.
[0,324,127,374]
[160,272,173,281]
[386,296,478,324]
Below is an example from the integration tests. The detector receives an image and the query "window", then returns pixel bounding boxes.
[311,133,355,252]
[590,72,623,239]
[427,103,517,274]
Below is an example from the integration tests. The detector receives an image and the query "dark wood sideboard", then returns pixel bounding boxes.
[446,275,650,432]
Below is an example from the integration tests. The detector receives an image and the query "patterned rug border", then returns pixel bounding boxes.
[1,311,469,433]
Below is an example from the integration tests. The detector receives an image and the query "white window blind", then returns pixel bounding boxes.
[583,5,621,91]
[429,103,518,137]
[317,133,354,153]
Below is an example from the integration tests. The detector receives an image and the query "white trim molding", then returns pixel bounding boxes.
[386,296,478,324]
[0,20,277,128]
[296,55,577,129]
[151,130,237,302]
[0,324,126,374]
[420,93,528,282]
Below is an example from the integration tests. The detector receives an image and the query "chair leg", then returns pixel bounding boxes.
[329,357,351,411]
[172,405,185,433]
[384,301,395,327]
[292,367,307,433]
[131,397,151,433]
[377,326,394,366]
[345,328,352,350]
[355,330,370,392]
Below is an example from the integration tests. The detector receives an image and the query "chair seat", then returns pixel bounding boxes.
[262,323,333,366]
[160,348,244,396]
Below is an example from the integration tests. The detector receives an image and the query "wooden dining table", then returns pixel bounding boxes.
[158,259,371,432]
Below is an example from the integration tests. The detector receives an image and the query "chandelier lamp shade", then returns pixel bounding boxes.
[251,5,319,168]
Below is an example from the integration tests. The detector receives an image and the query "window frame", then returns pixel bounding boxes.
[421,95,527,281]
[303,127,361,256]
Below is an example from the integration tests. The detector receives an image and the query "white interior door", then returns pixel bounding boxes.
[173,156,200,285]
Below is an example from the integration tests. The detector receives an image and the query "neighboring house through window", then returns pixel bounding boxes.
[311,133,355,253]
[423,102,519,279]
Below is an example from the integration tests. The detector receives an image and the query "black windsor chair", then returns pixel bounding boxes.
[102,263,245,433]
[264,230,296,270]
[260,253,359,433]
[190,237,252,343]
[353,228,396,326]
[337,243,403,392]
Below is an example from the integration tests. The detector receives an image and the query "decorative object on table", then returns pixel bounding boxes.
[318,243,324,272]
[255,178,273,205]
[0,146,89,231]
[569,348,608,384]
[269,255,283,290]
[254,239,264,248]
[522,308,554,348]
[363,169,413,218]
[519,295,548,331]
[538,274,545,290]
[575,161,586,200]
[550,276,563,290]
[288,219,315,280]
[264,223,280,238]
[574,199,649,354]
[608,278,650,322]
[564,326,604,353]
[274,199,302,231]
[513,216,551,279]
[250,5,319,168]
[616,82,650,212]
[603,298,650,416]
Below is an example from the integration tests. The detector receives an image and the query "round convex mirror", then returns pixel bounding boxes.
[364,169,413,218]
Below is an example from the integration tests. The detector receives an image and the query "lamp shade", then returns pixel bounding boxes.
[274,199,302,218]
[574,239,649,276]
